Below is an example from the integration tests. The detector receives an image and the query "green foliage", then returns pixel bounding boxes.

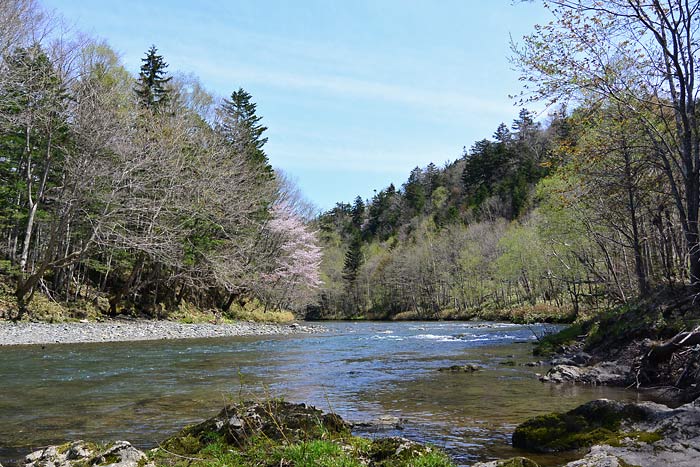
[534,289,700,358]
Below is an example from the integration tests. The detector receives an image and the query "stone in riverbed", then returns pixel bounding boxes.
[511,397,700,466]
[540,362,627,385]
[523,360,546,367]
[438,364,482,373]
[367,437,438,464]
[353,414,405,430]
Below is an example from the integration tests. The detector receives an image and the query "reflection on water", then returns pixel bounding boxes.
[0,322,650,466]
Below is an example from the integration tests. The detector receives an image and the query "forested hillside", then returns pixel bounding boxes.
[313,0,700,321]
[0,1,321,321]
[316,102,691,320]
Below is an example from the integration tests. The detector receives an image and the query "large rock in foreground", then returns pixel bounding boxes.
[512,399,651,453]
[155,400,453,466]
[510,398,700,467]
[162,399,350,453]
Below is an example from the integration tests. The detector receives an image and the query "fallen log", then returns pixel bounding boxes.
[645,326,700,366]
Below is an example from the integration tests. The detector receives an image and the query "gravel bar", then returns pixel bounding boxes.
[0,320,325,346]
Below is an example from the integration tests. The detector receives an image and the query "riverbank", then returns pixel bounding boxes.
[0,319,323,346]
[530,288,700,406]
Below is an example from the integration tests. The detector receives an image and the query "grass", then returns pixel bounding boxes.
[275,440,362,467]
[152,431,455,467]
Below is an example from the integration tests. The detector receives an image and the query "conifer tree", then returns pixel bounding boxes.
[134,45,171,110]
[351,195,365,230]
[217,87,272,175]
[342,233,363,284]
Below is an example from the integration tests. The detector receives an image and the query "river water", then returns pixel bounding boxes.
[0,321,650,466]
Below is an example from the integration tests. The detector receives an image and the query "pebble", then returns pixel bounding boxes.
[0,320,324,346]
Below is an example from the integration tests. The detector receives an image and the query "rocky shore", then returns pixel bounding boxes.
[0,320,323,346]
[13,397,700,467]
[472,293,700,466]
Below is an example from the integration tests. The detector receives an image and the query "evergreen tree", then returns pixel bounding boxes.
[342,233,363,284]
[404,167,426,213]
[351,195,365,230]
[493,123,511,143]
[217,87,272,175]
[134,45,171,110]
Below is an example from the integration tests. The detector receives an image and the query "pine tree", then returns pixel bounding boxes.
[217,87,272,175]
[134,45,172,110]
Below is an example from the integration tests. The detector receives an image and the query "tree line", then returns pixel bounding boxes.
[0,0,321,320]
[315,0,699,320]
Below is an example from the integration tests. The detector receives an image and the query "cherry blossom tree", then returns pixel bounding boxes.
[256,201,323,311]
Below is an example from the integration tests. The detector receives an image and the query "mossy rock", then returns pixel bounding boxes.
[512,400,650,453]
[162,399,350,453]
[160,433,202,455]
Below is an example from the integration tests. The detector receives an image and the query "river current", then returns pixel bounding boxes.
[0,321,649,466]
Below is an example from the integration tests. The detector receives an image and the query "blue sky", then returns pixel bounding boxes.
[43,0,551,211]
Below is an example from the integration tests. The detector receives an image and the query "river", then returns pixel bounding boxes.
[0,321,649,466]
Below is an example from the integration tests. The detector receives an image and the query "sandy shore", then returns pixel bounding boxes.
[0,320,324,346]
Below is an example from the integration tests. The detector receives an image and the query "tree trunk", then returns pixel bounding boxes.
[19,131,53,272]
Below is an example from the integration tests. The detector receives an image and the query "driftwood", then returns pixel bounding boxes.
[645,326,700,366]
[633,326,700,389]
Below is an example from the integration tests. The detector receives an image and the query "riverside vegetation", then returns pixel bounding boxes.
[3,0,700,466]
